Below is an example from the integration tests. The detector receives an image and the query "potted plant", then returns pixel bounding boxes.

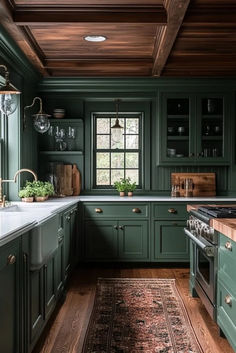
[114,178,127,197]
[32,181,54,202]
[18,186,34,202]
[126,178,136,197]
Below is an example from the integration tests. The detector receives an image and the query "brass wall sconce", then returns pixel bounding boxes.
[24,97,51,133]
[0,64,21,117]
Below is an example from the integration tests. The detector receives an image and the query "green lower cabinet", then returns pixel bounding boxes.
[118,220,149,261]
[29,267,44,347]
[85,220,119,260]
[154,221,189,262]
[44,253,57,320]
[64,206,78,280]
[0,238,21,353]
[55,234,64,297]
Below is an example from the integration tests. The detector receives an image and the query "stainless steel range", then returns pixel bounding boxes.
[185,206,236,321]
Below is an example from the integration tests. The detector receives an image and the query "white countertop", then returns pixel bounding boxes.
[1,195,236,247]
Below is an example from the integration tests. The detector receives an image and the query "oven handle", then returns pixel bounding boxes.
[184,228,215,257]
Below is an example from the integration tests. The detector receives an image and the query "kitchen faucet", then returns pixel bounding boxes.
[0,168,38,207]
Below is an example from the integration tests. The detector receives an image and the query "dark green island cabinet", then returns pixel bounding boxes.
[217,232,236,352]
[82,201,190,263]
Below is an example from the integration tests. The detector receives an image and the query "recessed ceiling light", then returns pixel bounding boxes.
[84,35,107,42]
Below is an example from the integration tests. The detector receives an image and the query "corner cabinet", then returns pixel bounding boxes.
[158,92,230,166]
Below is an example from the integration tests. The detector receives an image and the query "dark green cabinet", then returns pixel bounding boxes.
[153,220,189,262]
[63,206,78,280]
[0,238,21,353]
[118,220,149,260]
[55,230,64,297]
[84,219,148,261]
[44,254,57,320]
[158,92,230,166]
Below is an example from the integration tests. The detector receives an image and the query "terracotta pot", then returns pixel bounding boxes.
[119,191,125,197]
[128,191,133,197]
[35,196,47,202]
[22,197,34,202]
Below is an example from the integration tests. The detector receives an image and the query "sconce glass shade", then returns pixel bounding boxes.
[33,113,51,134]
[0,65,21,116]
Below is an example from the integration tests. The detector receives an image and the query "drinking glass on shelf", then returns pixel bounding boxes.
[54,127,67,151]
[67,126,76,150]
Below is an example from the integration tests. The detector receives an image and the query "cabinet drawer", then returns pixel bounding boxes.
[84,203,149,219]
[217,279,236,352]
[219,233,236,282]
[153,203,188,219]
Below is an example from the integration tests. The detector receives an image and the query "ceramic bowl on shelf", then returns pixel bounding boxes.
[53,109,65,119]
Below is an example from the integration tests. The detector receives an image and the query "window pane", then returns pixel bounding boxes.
[111,153,124,168]
[126,135,139,149]
[111,169,124,185]
[97,152,110,168]
[97,135,110,149]
[126,152,139,168]
[97,118,110,134]
[125,169,139,184]
[126,118,139,134]
[97,170,110,185]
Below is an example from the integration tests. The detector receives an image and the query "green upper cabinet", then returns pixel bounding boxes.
[158,92,230,166]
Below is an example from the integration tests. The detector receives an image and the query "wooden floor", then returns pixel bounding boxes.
[33,265,234,353]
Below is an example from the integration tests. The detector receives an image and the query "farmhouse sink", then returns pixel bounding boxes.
[30,213,59,270]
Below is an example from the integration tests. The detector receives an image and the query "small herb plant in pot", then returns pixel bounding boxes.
[32,181,54,202]
[18,186,35,202]
[114,178,127,197]
[126,178,136,197]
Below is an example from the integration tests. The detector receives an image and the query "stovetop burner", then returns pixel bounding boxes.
[198,206,236,218]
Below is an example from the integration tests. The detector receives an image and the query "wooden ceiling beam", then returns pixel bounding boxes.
[152,0,190,77]
[13,6,167,24]
[44,59,153,69]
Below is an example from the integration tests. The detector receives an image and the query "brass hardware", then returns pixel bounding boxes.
[119,225,124,230]
[168,208,177,214]
[0,169,37,207]
[66,216,71,221]
[224,295,232,306]
[7,254,16,265]
[225,241,232,251]
[132,208,141,213]
[95,208,103,213]
[114,225,118,230]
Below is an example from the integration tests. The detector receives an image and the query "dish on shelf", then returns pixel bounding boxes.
[53,109,65,119]
[176,154,184,158]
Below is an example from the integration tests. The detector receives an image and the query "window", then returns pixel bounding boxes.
[93,114,142,188]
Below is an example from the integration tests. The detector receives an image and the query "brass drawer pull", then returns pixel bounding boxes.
[224,295,232,306]
[168,208,177,214]
[95,208,103,214]
[132,208,141,213]
[225,241,232,251]
[7,254,16,265]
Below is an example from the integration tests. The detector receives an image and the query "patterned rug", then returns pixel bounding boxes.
[81,278,203,353]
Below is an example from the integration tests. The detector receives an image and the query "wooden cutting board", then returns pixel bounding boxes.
[72,164,81,196]
[171,173,216,197]
[64,165,73,196]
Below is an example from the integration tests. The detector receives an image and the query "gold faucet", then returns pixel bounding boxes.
[0,168,38,207]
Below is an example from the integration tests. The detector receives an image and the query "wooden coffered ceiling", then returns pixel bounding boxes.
[0,0,236,77]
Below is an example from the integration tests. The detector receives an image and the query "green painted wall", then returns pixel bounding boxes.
[38,78,236,195]
[0,25,41,199]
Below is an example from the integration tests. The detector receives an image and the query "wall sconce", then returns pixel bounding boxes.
[111,99,124,143]
[0,64,21,117]
[24,97,51,133]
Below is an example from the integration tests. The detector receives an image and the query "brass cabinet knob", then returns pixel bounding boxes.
[114,225,118,230]
[7,254,16,265]
[66,216,71,221]
[168,208,177,214]
[119,225,124,230]
[225,241,232,251]
[95,208,103,214]
[224,295,232,306]
[132,208,141,213]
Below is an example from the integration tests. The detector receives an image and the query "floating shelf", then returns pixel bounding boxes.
[49,119,83,123]
[167,115,189,119]
[167,136,189,140]
[202,115,223,119]
[40,151,83,155]
[202,136,223,140]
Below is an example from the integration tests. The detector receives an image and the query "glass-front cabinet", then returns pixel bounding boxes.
[158,92,230,166]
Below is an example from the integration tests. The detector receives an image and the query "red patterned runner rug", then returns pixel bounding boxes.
[81,278,203,353]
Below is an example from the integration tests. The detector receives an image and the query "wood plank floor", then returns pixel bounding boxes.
[33,265,234,353]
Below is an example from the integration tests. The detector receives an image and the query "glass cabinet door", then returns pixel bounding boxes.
[196,94,229,164]
[160,93,195,164]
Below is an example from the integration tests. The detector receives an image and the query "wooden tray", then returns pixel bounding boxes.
[171,173,216,197]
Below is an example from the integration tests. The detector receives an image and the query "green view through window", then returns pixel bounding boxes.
[94,114,142,188]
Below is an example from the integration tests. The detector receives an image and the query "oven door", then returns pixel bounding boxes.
[195,244,215,303]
